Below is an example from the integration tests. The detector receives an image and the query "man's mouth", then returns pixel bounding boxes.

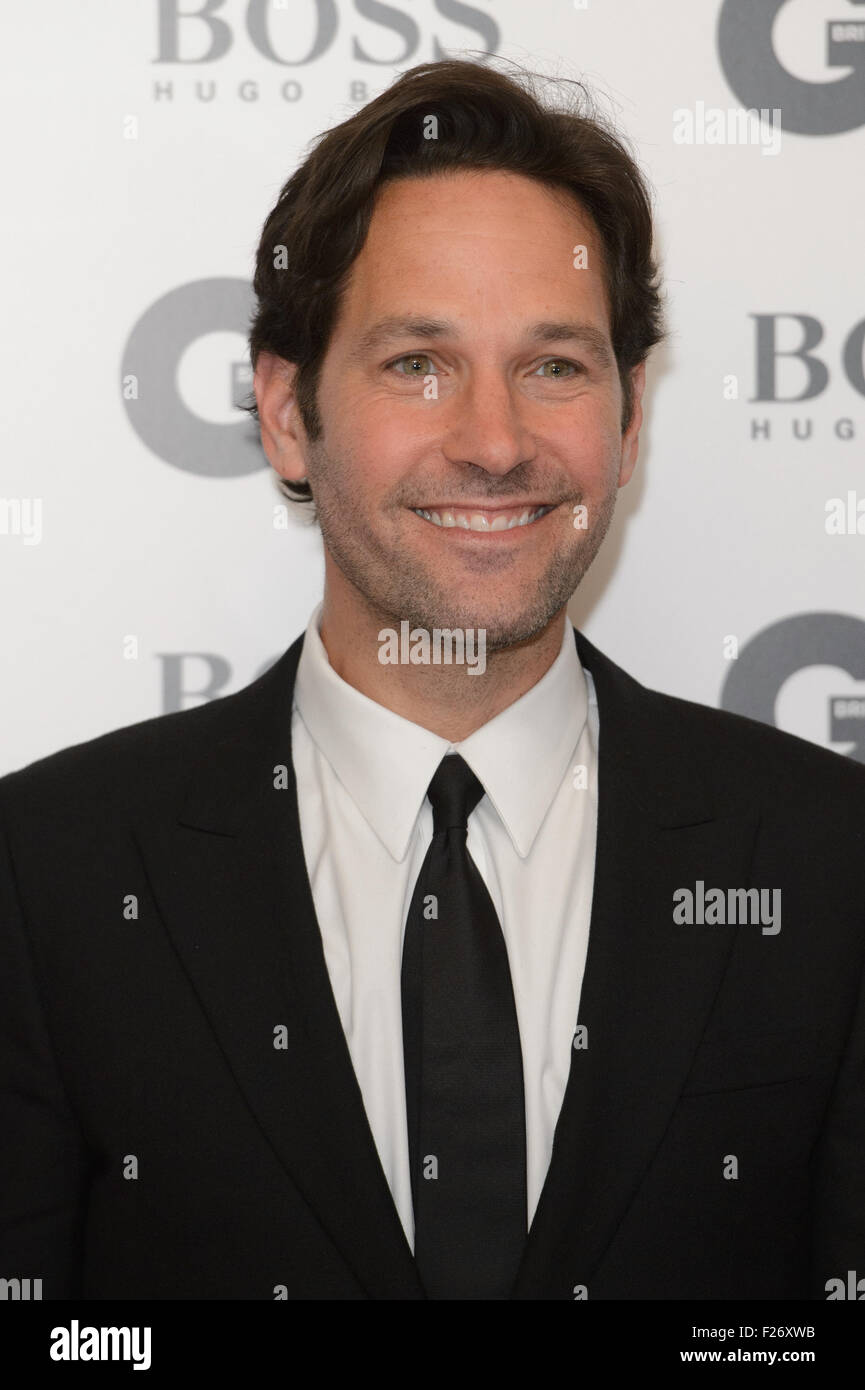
[411,503,556,532]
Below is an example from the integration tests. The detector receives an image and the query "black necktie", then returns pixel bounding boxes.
[401,753,527,1299]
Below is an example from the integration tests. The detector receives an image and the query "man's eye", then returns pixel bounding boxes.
[389,354,437,376]
[535,359,582,378]
[386,355,583,379]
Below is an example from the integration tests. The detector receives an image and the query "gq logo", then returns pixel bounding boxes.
[721,613,865,763]
[718,0,865,135]
[121,278,264,478]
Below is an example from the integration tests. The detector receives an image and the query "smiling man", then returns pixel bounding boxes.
[1,58,865,1303]
[255,165,639,739]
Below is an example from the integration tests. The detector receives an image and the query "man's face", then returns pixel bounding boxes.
[260,168,644,651]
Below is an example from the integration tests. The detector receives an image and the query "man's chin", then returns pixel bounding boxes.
[478,612,565,656]
[390,603,565,655]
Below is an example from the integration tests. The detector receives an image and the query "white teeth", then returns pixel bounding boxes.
[413,505,551,531]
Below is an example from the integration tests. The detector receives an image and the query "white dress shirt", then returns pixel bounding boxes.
[291,603,599,1249]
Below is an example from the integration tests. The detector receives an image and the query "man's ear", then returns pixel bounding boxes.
[618,360,646,489]
[253,352,308,486]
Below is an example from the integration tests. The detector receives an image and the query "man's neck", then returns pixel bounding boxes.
[317,583,568,743]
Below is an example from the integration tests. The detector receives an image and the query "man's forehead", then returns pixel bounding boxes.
[362,172,601,252]
[323,172,612,356]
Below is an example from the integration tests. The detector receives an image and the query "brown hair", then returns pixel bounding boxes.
[245,57,666,505]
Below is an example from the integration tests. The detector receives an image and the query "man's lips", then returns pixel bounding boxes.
[410,503,556,533]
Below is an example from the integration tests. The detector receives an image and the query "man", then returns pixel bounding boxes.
[1,58,864,1301]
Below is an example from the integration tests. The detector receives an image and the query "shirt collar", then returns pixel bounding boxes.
[293,603,588,862]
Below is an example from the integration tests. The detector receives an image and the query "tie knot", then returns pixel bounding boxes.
[426,754,485,833]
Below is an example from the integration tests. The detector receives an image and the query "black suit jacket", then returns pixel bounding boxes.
[1,627,864,1300]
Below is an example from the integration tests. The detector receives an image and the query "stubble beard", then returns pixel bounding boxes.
[308,440,620,654]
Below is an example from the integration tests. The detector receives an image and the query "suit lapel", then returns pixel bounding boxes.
[133,637,425,1300]
[510,629,760,1298]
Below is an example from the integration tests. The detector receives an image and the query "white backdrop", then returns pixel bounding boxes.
[2,0,864,774]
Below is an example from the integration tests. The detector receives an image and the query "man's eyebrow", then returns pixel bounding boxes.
[349,316,614,367]
[350,317,454,360]
[527,320,614,367]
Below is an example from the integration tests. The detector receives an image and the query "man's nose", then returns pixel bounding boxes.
[439,370,536,477]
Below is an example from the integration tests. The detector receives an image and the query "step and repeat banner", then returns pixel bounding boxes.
[2,0,863,772]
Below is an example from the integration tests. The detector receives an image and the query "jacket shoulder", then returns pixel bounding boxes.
[577,629,865,810]
[0,665,278,822]
[639,676,865,809]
